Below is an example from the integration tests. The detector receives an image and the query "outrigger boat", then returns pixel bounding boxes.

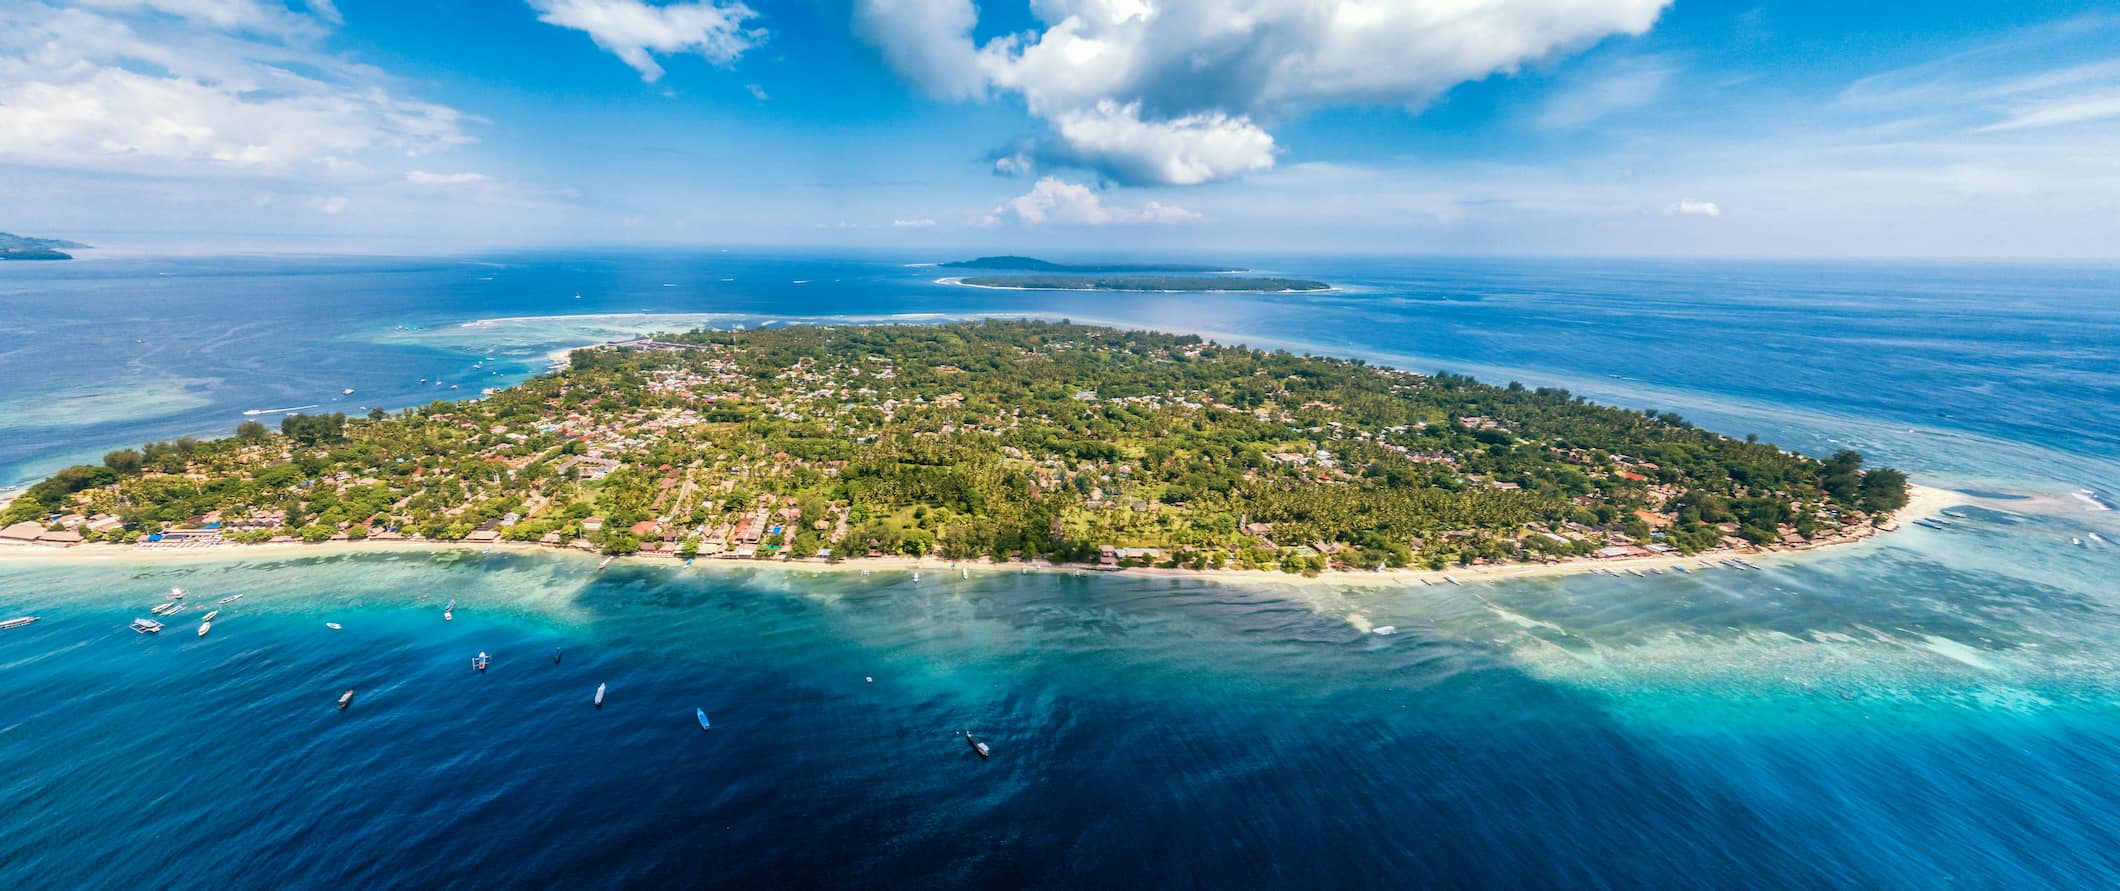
[964,730,989,759]
[197,618,212,637]
[0,617,37,630]
[474,651,490,672]
[217,593,244,605]
[444,599,455,621]
[166,587,186,600]
[338,689,355,710]
[131,618,163,633]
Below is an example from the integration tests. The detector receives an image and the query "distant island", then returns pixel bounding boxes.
[3,320,1911,576]
[0,231,91,261]
[942,255,1238,273]
[959,274,1332,292]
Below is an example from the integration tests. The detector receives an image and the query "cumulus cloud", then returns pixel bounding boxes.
[309,194,348,214]
[528,0,765,82]
[855,0,1670,185]
[997,176,1200,225]
[1664,198,1721,216]
[0,3,470,176]
[891,218,936,228]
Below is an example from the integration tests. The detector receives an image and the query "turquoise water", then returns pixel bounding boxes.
[3,254,2119,885]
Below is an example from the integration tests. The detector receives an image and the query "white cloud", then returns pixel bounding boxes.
[1045,100,1275,186]
[528,0,765,82]
[0,4,470,176]
[1537,57,1673,129]
[746,82,768,100]
[1663,199,1721,216]
[406,170,490,185]
[997,176,1199,225]
[306,0,342,26]
[309,195,348,214]
[75,0,319,34]
[855,0,1671,184]
[891,218,936,228]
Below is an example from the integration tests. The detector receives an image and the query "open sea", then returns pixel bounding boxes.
[3,252,2119,887]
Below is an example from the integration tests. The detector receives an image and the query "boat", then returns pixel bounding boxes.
[1672,565,1689,573]
[151,601,180,615]
[342,388,355,395]
[325,622,341,630]
[217,593,244,605]
[595,683,606,708]
[0,617,38,630]
[964,730,989,759]
[598,556,614,570]
[2074,537,2087,547]
[131,618,163,633]
[961,567,969,579]
[912,571,920,582]
[696,708,712,731]
[444,598,455,621]
[167,587,187,600]
[197,619,212,637]
[1943,510,1967,520]
[338,689,355,710]
[474,651,489,672]
[163,604,185,617]
[553,648,562,664]
[1372,625,1398,635]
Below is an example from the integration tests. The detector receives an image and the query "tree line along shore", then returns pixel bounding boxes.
[1,320,1909,575]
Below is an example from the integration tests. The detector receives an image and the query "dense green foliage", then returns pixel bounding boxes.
[4,321,1907,570]
[941,256,1237,273]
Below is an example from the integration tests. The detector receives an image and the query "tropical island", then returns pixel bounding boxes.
[0,231,91,261]
[941,255,1239,273]
[955,274,1332,292]
[0,320,1910,575]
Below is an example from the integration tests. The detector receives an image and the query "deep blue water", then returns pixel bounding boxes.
[3,253,2119,887]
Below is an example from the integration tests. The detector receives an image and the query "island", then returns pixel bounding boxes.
[956,274,1331,292]
[0,231,91,261]
[941,255,1239,273]
[0,321,1910,575]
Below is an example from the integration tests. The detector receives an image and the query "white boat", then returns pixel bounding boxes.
[150,602,179,615]
[342,388,355,395]
[202,610,219,622]
[197,620,212,637]
[325,622,341,630]
[961,567,968,579]
[217,593,244,605]
[474,651,490,672]
[598,556,614,570]
[594,683,606,708]
[163,604,185,617]
[2074,537,2087,547]
[1,616,40,630]
[167,587,187,600]
[338,689,355,710]
[964,730,989,759]
[1372,625,1398,635]
[131,618,163,633]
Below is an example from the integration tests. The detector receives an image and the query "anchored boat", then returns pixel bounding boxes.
[594,683,606,708]
[444,598,455,621]
[964,730,989,759]
[131,618,163,634]
[1,616,40,630]
[217,593,244,605]
[696,708,711,731]
[338,689,355,710]
[474,651,490,672]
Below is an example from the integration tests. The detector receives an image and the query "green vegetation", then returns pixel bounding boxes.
[3,321,1909,571]
[0,231,89,260]
[959,274,1330,292]
[941,255,1236,273]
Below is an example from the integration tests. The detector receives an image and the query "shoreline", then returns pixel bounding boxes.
[0,485,1961,587]
[935,276,1338,294]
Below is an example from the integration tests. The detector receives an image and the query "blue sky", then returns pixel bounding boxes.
[2,0,2118,257]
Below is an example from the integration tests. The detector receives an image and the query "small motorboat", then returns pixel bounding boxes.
[202,610,220,622]
[131,618,163,633]
[598,556,614,570]
[197,619,212,637]
[1372,625,1397,635]
[167,587,186,600]
[217,593,244,605]
[162,604,186,617]
[325,622,341,630]
[444,598,455,622]
[338,689,355,710]
[964,730,989,759]
[0,616,38,630]
[696,708,712,732]
[594,683,606,708]
[150,602,178,615]
[474,651,490,672]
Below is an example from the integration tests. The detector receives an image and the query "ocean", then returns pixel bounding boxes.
[2,252,2118,887]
